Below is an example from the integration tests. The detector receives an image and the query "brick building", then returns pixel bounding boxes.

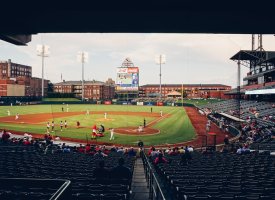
[0,59,48,97]
[139,84,231,99]
[0,59,31,79]
[53,80,115,100]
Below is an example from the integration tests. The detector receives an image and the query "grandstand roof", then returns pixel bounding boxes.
[141,84,230,88]
[54,80,106,85]
[230,50,275,61]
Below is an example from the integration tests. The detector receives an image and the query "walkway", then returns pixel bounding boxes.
[131,158,149,200]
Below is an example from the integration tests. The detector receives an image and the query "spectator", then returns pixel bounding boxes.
[154,153,168,165]
[224,135,229,145]
[128,147,136,157]
[94,149,107,158]
[1,129,10,143]
[111,158,132,180]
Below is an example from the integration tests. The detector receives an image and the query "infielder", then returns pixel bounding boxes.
[104,112,107,119]
[46,122,50,133]
[110,128,115,140]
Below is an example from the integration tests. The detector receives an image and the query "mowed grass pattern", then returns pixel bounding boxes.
[0,104,196,146]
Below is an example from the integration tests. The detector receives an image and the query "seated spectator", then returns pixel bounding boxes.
[224,135,229,145]
[128,147,136,157]
[63,146,71,153]
[168,148,178,156]
[85,144,91,153]
[154,153,168,165]
[94,149,107,158]
[188,146,194,152]
[1,129,10,143]
[178,147,185,154]
[93,160,109,180]
[111,158,132,180]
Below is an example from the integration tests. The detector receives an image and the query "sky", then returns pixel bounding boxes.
[1,34,275,88]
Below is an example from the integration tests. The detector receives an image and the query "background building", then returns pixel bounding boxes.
[139,84,231,99]
[53,80,115,100]
[0,59,48,97]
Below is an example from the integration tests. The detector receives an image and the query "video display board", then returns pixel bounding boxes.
[116,67,139,91]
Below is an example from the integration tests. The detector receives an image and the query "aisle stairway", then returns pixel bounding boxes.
[131,157,150,200]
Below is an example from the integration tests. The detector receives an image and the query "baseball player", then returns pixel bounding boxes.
[160,110,163,117]
[15,113,19,120]
[104,112,107,119]
[7,110,10,116]
[51,121,55,132]
[110,128,115,140]
[60,121,64,132]
[64,120,67,129]
[46,122,50,133]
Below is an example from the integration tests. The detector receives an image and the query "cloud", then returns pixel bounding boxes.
[0,33,274,88]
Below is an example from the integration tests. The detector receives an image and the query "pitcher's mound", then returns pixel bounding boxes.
[115,127,160,135]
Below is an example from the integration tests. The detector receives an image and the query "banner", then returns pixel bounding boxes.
[157,102,163,106]
[104,101,111,105]
[137,102,144,106]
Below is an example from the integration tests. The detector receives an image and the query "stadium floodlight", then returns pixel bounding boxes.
[155,54,166,99]
[77,51,88,101]
[37,45,50,98]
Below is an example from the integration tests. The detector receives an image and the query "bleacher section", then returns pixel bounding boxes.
[198,100,275,149]
[0,143,134,200]
[151,151,275,200]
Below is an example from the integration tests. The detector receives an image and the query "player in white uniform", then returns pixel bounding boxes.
[7,110,10,116]
[64,120,68,129]
[104,112,107,119]
[15,113,19,120]
[46,122,50,133]
[110,128,115,140]
[160,110,163,117]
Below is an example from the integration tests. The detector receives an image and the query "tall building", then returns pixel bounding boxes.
[0,59,48,97]
[53,80,115,100]
[0,59,31,79]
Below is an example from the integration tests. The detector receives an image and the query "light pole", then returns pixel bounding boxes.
[77,51,88,101]
[37,45,50,98]
[155,54,166,99]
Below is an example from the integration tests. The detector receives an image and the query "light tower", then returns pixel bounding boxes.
[37,44,50,97]
[155,54,166,98]
[77,51,88,101]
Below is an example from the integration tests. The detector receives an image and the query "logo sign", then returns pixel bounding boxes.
[104,101,111,105]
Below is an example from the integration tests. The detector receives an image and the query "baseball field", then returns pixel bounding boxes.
[0,102,227,146]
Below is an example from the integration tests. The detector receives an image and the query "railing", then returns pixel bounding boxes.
[0,178,71,200]
[141,151,168,200]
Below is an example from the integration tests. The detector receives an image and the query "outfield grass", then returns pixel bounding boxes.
[0,104,196,146]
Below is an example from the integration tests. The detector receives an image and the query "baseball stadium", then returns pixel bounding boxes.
[1,4,275,199]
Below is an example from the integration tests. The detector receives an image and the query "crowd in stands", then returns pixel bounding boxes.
[199,99,275,151]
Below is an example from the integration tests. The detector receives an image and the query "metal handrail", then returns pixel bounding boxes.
[141,151,167,200]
